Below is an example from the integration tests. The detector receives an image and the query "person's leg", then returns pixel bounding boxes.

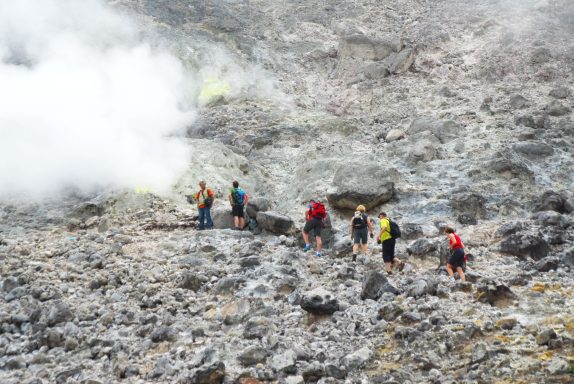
[198,207,205,229]
[446,263,455,279]
[383,239,394,273]
[359,228,368,254]
[233,215,239,228]
[385,262,392,273]
[456,267,466,283]
[302,220,312,250]
[312,220,322,255]
[238,206,246,229]
[206,207,213,229]
[352,243,359,254]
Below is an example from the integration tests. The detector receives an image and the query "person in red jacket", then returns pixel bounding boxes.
[445,227,466,284]
[302,199,326,257]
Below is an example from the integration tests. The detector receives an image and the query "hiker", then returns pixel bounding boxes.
[444,227,466,284]
[350,205,374,262]
[378,212,403,274]
[228,181,248,230]
[195,181,215,230]
[302,199,326,257]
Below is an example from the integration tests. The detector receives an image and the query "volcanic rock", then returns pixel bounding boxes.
[327,163,394,210]
[256,211,295,235]
[300,288,340,315]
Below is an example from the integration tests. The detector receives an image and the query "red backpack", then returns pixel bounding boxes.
[311,201,326,219]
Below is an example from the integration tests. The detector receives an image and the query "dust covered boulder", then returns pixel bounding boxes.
[450,191,486,218]
[407,117,461,143]
[532,191,567,213]
[327,163,395,210]
[360,271,388,300]
[256,211,295,235]
[246,197,271,218]
[500,232,549,260]
[407,238,437,257]
[476,278,518,307]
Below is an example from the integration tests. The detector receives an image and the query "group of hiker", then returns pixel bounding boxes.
[191,182,466,283]
[193,180,247,231]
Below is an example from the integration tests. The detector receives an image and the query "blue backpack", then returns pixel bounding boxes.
[232,188,245,206]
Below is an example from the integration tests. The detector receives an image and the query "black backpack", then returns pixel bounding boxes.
[202,191,213,208]
[352,213,368,229]
[389,219,401,238]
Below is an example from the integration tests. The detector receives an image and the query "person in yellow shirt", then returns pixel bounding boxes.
[378,212,404,274]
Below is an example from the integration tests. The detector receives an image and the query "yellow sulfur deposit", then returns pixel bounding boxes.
[531,283,546,292]
[198,77,231,104]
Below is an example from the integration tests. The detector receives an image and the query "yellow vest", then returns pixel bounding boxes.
[380,218,392,241]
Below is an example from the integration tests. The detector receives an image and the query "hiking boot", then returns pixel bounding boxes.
[352,254,357,262]
[398,261,405,272]
[303,244,311,252]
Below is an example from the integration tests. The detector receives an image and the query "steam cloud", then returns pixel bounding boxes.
[0,0,193,198]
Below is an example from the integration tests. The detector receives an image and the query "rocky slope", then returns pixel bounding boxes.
[1,0,574,383]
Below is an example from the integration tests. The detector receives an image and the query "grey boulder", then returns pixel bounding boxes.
[47,301,74,326]
[237,346,269,366]
[256,211,295,235]
[341,347,372,371]
[300,288,340,315]
[407,117,461,143]
[406,277,437,298]
[514,141,554,158]
[360,271,388,300]
[407,238,437,257]
[327,163,394,210]
[246,197,271,218]
[549,86,571,99]
[500,232,549,260]
[476,278,518,307]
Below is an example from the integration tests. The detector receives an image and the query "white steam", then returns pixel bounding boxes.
[0,0,193,198]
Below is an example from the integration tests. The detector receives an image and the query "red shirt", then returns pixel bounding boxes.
[450,233,464,249]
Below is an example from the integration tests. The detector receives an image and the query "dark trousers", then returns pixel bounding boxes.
[382,238,396,263]
[198,207,213,229]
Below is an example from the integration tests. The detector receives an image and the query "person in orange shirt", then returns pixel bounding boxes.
[195,181,215,230]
